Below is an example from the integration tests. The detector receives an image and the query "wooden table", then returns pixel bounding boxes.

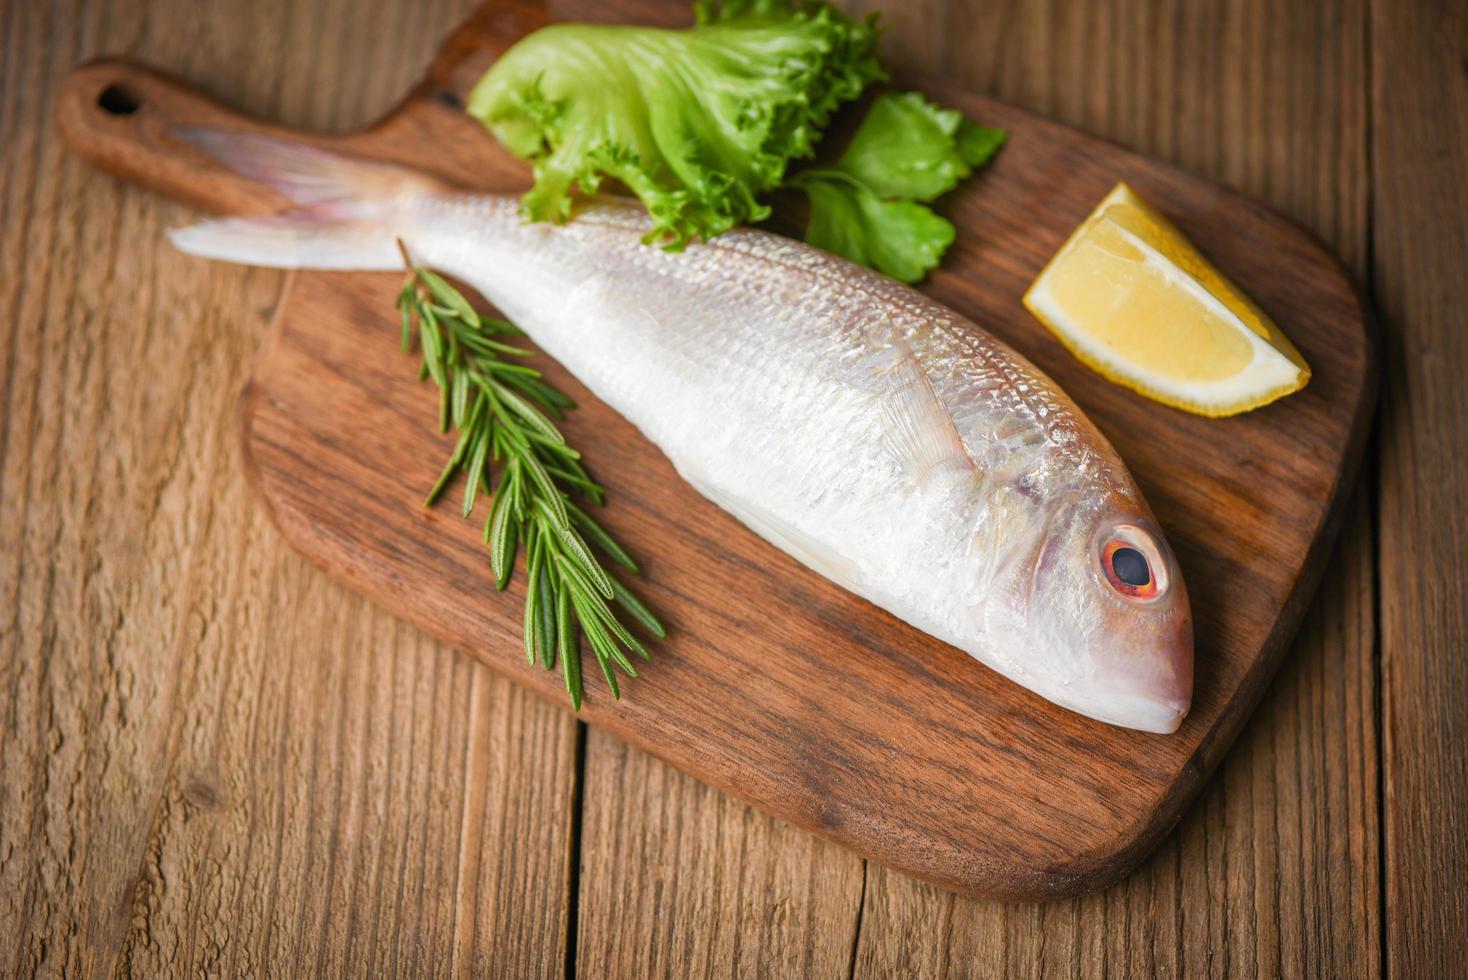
[1,0,1462,975]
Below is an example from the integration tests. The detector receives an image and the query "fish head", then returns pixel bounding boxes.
[977,486,1193,734]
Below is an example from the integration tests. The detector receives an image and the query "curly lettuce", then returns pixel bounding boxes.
[467,1,883,248]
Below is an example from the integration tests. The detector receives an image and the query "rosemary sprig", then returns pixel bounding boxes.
[394,242,665,708]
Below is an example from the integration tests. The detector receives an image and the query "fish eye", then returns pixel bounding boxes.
[1097,524,1170,602]
[1111,547,1150,586]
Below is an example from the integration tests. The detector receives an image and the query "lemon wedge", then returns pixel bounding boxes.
[1023,183,1309,417]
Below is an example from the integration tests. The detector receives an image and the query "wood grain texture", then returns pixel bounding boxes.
[1371,0,1468,974]
[575,729,865,979]
[0,1,581,977]
[51,0,1373,899]
[850,0,1382,973]
[12,0,1463,973]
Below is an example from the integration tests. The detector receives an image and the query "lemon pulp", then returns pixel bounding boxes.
[1023,183,1309,417]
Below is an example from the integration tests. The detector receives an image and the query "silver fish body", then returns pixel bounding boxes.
[170,135,1193,733]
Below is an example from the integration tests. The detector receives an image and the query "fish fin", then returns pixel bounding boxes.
[171,127,447,211]
[167,211,402,270]
[166,128,454,270]
[877,340,976,483]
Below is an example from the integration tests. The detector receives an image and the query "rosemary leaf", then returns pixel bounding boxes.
[549,513,615,599]
[521,428,581,460]
[543,463,602,497]
[451,365,469,429]
[520,452,569,527]
[578,598,637,676]
[556,587,580,709]
[417,267,480,325]
[608,575,667,639]
[488,485,517,589]
[536,564,557,670]
[523,556,540,666]
[497,385,566,444]
[484,360,542,378]
[500,372,575,414]
[462,424,490,519]
[582,589,649,662]
[420,306,447,388]
[566,501,637,572]
[554,552,603,607]
[398,292,414,351]
[483,316,525,336]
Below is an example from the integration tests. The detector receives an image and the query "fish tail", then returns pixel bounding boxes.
[166,127,447,270]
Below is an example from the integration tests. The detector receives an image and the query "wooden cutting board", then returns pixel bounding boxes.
[57,0,1376,899]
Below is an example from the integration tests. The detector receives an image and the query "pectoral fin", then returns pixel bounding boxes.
[876,339,976,483]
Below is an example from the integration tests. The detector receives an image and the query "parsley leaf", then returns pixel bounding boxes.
[790,91,1006,282]
[791,170,956,284]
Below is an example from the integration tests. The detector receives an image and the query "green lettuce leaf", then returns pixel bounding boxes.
[792,91,1006,282]
[466,1,883,248]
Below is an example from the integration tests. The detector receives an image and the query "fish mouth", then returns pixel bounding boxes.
[1098,692,1189,734]
[1044,685,1191,734]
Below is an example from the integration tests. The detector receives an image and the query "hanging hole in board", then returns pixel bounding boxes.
[97,84,140,116]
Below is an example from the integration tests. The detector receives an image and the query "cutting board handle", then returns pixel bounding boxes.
[58,58,319,215]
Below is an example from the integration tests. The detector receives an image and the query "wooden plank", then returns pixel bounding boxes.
[1371,0,1468,974]
[851,0,1380,972]
[0,0,580,976]
[574,730,865,978]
